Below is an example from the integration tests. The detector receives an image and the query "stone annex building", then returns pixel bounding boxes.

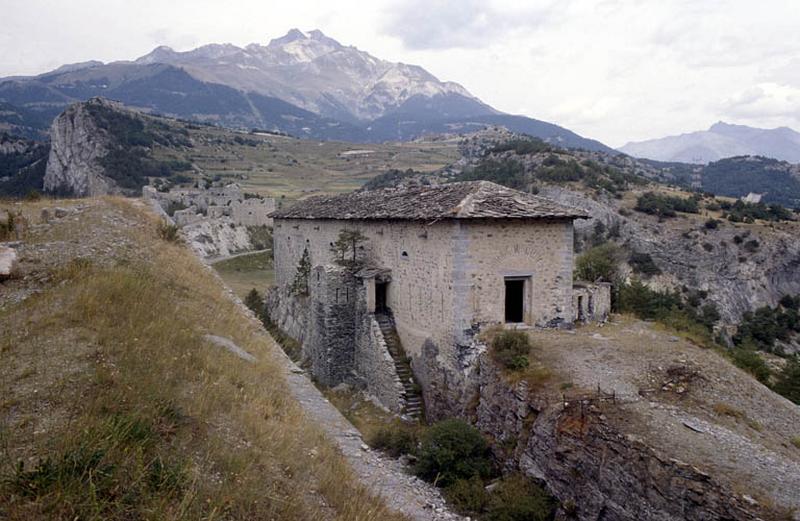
[268,181,610,417]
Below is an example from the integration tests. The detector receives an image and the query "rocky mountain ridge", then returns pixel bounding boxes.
[0,30,611,149]
[620,121,800,164]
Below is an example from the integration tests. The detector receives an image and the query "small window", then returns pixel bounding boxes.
[401,251,409,258]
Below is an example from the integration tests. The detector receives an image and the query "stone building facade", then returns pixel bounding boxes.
[268,181,604,416]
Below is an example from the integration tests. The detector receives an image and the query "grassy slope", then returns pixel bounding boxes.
[0,197,405,520]
[211,251,274,300]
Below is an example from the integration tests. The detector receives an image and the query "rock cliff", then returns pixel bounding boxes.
[43,98,120,196]
[540,186,800,325]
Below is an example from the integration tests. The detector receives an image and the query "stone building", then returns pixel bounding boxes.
[268,181,604,416]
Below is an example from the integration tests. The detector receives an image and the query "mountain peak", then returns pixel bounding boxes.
[268,28,309,46]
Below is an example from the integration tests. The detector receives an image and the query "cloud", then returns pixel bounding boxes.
[722,83,800,122]
[382,0,559,50]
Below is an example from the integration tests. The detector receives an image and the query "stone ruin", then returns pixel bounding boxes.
[143,183,276,228]
[143,182,276,258]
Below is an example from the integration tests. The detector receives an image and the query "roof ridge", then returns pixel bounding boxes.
[270,180,588,221]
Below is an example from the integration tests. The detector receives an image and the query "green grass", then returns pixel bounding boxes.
[212,251,274,299]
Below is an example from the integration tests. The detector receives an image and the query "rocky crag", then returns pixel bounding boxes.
[43,98,121,196]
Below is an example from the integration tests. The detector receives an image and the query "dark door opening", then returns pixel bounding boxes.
[577,295,584,321]
[376,282,388,313]
[504,279,525,323]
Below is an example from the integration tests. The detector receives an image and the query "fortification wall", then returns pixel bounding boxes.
[273,217,575,417]
[231,198,275,227]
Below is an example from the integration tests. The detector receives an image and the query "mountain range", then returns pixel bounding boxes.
[0,29,610,151]
[620,122,800,164]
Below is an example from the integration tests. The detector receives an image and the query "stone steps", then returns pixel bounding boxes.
[376,313,424,420]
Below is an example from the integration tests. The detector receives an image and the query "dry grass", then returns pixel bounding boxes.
[0,197,406,520]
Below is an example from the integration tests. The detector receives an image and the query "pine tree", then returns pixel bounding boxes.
[290,248,311,296]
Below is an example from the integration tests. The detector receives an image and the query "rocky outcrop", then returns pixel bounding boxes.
[474,358,770,521]
[540,186,800,325]
[182,219,253,258]
[44,98,118,196]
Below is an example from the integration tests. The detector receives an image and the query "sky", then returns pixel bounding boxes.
[1,0,799,147]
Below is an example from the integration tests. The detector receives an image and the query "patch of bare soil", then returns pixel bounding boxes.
[529,318,800,516]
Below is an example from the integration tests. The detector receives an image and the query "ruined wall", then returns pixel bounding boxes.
[573,282,612,323]
[231,197,275,226]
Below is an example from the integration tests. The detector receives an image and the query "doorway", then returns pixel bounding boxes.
[504,278,526,323]
[375,281,388,313]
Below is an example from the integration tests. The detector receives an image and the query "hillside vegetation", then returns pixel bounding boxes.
[0,197,405,520]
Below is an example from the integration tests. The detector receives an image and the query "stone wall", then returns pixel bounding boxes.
[355,315,405,413]
[231,198,276,227]
[267,264,405,411]
[306,265,357,386]
[272,216,575,417]
[573,282,612,323]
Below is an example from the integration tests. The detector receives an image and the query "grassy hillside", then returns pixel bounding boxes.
[0,197,405,520]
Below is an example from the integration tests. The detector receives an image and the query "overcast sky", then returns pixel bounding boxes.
[2,0,799,147]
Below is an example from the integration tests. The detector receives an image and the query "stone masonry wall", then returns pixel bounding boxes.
[273,217,575,417]
[355,315,405,413]
[306,265,357,386]
[573,282,612,323]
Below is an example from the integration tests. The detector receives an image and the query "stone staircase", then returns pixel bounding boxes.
[375,313,424,420]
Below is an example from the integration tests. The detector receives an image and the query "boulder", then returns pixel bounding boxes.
[0,246,19,280]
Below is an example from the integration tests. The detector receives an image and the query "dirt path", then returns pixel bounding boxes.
[207,247,271,264]
[200,258,464,521]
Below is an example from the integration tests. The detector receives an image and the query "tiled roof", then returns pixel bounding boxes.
[271,181,587,221]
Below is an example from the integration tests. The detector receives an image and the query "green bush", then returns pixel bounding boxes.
[491,330,531,371]
[244,288,263,315]
[369,425,418,458]
[635,192,699,217]
[156,221,180,242]
[628,252,661,276]
[414,419,492,488]
[444,477,488,515]
[484,474,555,521]
[773,357,800,405]
[730,346,771,384]
[574,243,621,283]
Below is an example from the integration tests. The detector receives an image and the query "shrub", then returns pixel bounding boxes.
[574,243,621,283]
[156,221,180,242]
[792,437,800,449]
[414,419,492,488]
[704,218,720,229]
[244,288,263,315]
[635,192,699,217]
[483,474,555,521]
[773,357,800,405]
[628,252,661,276]
[444,476,488,515]
[369,425,418,458]
[617,279,682,320]
[730,346,771,383]
[743,239,760,253]
[491,330,531,371]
